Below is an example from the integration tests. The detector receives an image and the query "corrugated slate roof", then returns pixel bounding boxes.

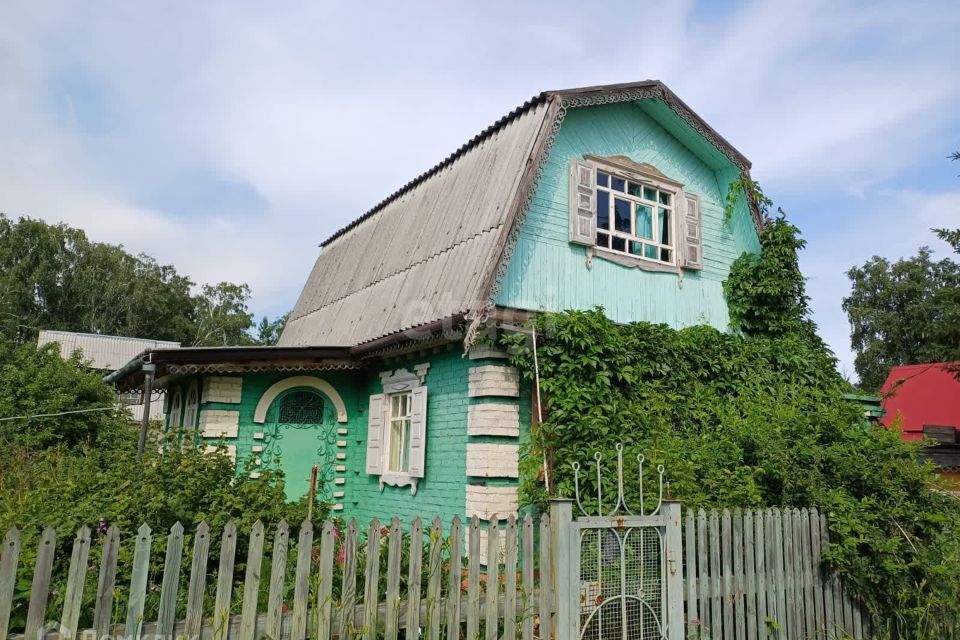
[281,99,551,347]
[38,330,181,371]
[281,80,754,349]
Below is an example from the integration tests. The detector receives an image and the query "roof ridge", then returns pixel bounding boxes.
[320,93,551,248]
[291,224,504,322]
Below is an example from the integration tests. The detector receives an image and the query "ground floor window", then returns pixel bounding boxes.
[387,391,412,473]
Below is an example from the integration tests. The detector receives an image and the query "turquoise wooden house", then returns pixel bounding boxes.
[108,81,761,530]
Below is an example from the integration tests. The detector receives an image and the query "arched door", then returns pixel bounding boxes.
[262,388,338,501]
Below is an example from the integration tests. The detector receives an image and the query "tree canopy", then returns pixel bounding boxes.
[843,228,960,391]
[0,214,287,346]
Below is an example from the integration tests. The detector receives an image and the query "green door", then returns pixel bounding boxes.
[262,388,338,501]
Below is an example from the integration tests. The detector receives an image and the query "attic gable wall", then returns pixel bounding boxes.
[495,101,760,329]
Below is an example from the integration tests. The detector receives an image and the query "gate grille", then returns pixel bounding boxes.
[572,445,668,640]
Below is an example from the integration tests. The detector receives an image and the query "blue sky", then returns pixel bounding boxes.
[1,1,958,379]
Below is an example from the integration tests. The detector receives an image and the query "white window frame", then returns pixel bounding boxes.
[384,390,413,475]
[368,364,430,495]
[570,155,702,274]
[594,165,678,267]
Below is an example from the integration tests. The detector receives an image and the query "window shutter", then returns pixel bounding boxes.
[568,159,596,246]
[365,393,385,474]
[681,193,703,270]
[407,385,428,478]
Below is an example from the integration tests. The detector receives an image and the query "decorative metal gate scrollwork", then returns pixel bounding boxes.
[557,444,684,640]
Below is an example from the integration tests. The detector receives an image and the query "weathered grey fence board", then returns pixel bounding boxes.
[709,509,721,640]
[426,517,443,640]
[466,516,480,640]
[503,515,518,640]
[684,510,698,631]
[732,509,745,640]
[384,517,403,640]
[445,516,462,640]
[339,519,359,640]
[125,524,152,640]
[266,520,290,640]
[315,520,335,640]
[291,520,314,640]
[157,522,185,639]
[521,515,534,640]
[697,509,710,636]
[213,521,237,640]
[93,525,120,640]
[405,517,423,640]
[60,526,92,640]
[363,519,383,640]
[743,511,756,640]
[0,528,21,640]
[538,514,552,640]
[239,520,265,640]
[25,527,57,640]
[485,516,500,640]
[186,521,212,640]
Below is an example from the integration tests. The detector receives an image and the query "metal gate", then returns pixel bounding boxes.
[555,445,684,640]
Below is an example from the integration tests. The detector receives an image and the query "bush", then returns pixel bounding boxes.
[501,309,960,637]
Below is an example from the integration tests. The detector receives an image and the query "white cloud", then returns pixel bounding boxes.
[0,0,958,339]
[803,188,960,379]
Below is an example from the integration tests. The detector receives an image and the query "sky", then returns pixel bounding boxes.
[1,0,958,379]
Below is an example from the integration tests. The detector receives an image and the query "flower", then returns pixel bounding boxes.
[336,545,346,566]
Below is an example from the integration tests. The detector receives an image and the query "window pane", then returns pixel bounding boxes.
[596,190,610,230]
[389,420,404,471]
[644,243,658,260]
[614,198,631,233]
[660,248,672,263]
[597,232,610,248]
[643,186,657,201]
[597,172,609,187]
[628,181,642,197]
[611,176,626,192]
[636,204,653,239]
[629,241,643,256]
[611,236,626,252]
[659,208,671,246]
[659,192,671,206]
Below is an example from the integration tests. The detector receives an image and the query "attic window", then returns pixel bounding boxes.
[569,157,703,271]
[595,170,675,264]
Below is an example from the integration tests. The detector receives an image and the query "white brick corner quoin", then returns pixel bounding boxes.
[198,409,239,438]
[467,365,519,398]
[467,403,520,437]
[465,485,519,521]
[465,443,519,478]
[200,376,243,404]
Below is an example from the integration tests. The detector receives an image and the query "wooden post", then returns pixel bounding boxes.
[307,465,318,522]
[136,363,156,463]
[549,498,574,640]
[663,501,685,640]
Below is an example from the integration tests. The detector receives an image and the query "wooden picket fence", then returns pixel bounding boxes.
[683,507,871,639]
[0,514,553,640]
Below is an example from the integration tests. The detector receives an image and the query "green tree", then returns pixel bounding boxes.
[253,311,290,345]
[843,236,960,391]
[0,214,261,346]
[0,340,122,449]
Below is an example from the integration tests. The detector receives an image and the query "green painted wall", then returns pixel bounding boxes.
[346,347,473,525]
[497,101,760,329]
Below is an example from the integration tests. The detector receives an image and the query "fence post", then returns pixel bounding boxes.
[550,498,574,640]
[663,501,685,640]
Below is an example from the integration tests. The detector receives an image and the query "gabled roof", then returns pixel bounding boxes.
[38,330,180,371]
[280,80,756,349]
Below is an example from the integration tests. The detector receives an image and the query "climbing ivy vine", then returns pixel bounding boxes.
[500,212,960,637]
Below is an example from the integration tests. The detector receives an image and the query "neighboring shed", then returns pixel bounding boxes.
[38,330,179,421]
[880,362,960,489]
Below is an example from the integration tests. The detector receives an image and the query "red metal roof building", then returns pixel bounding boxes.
[880,362,960,487]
